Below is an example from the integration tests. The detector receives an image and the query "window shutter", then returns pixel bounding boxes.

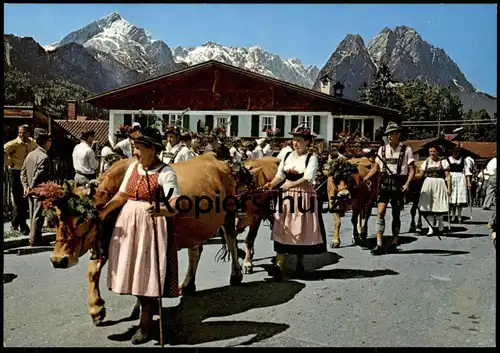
[196,119,203,133]
[230,115,239,136]
[251,115,260,137]
[183,114,190,130]
[162,114,169,125]
[313,115,320,134]
[205,115,214,131]
[276,115,285,137]
[291,115,299,131]
[124,114,132,126]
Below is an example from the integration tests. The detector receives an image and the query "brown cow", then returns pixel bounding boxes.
[235,157,280,274]
[30,153,249,326]
[326,156,380,247]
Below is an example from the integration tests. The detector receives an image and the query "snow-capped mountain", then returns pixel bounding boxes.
[44,11,183,81]
[173,42,319,88]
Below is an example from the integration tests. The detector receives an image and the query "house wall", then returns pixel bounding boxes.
[108,109,385,147]
[109,110,334,145]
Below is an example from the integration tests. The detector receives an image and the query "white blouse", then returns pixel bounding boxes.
[376,143,415,175]
[119,160,182,198]
[421,158,450,171]
[275,151,318,183]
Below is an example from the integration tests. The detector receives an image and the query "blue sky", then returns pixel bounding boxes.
[4,3,497,96]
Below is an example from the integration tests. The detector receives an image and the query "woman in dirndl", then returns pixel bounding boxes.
[264,124,327,281]
[447,146,472,223]
[417,144,452,236]
[98,127,181,345]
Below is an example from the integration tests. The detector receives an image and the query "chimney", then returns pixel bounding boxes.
[67,100,77,120]
[318,75,332,95]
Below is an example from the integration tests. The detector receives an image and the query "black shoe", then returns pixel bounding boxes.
[408,225,416,233]
[131,327,152,345]
[267,265,284,282]
[387,243,399,254]
[371,245,386,256]
[295,263,306,278]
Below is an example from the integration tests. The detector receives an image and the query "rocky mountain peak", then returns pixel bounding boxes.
[312,33,376,95]
[367,25,474,91]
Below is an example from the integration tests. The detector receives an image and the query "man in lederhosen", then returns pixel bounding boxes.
[363,122,416,255]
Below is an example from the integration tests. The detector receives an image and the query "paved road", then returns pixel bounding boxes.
[4,207,496,347]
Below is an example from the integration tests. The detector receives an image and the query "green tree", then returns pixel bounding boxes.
[4,69,108,120]
[461,109,497,142]
[358,64,402,110]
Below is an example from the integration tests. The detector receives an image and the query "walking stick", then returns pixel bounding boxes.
[468,187,474,220]
[144,168,165,348]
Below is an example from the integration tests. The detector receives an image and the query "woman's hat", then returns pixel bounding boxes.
[384,122,403,135]
[164,124,181,136]
[290,124,314,137]
[130,127,165,150]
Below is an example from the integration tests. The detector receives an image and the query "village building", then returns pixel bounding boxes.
[84,60,400,145]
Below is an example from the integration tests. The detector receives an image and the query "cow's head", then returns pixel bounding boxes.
[235,158,279,234]
[325,157,363,208]
[29,181,99,269]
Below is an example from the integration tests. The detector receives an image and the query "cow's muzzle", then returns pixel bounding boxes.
[50,256,69,269]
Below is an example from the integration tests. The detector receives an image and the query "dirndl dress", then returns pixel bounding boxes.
[448,157,468,206]
[107,163,179,298]
[418,159,449,216]
[272,171,327,255]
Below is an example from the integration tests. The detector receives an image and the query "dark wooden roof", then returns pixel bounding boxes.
[455,141,496,160]
[405,136,496,160]
[54,120,109,148]
[86,60,400,119]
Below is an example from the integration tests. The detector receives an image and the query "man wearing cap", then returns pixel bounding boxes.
[4,124,38,234]
[21,129,53,246]
[160,124,195,164]
[253,138,265,159]
[114,122,141,158]
[363,122,416,255]
[72,130,99,186]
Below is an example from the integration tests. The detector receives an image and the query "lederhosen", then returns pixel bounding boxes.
[378,144,408,210]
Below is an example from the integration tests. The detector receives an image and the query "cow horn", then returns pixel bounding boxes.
[63,180,74,195]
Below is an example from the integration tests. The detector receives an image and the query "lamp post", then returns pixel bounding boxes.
[333,81,345,98]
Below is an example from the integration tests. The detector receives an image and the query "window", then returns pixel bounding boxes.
[298,115,313,130]
[124,114,132,126]
[363,118,375,140]
[260,115,276,134]
[168,114,180,125]
[215,115,231,136]
[344,119,362,135]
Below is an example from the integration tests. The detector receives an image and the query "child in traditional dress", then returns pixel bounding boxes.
[447,146,471,223]
[417,144,452,236]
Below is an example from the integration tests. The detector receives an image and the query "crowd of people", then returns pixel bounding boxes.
[4,120,496,344]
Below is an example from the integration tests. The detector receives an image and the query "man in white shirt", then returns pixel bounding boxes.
[276,140,293,160]
[483,154,497,210]
[114,122,141,158]
[262,138,274,157]
[253,138,265,159]
[229,138,243,162]
[160,125,195,164]
[363,122,416,255]
[72,130,99,186]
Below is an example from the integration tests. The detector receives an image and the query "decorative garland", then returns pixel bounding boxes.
[226,159,256,194]
[33,182,99,223]
[322,157,359,182]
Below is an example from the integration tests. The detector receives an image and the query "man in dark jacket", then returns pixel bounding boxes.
[21,129,53,246]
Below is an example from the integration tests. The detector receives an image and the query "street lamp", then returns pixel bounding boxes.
[333,81,345,98]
